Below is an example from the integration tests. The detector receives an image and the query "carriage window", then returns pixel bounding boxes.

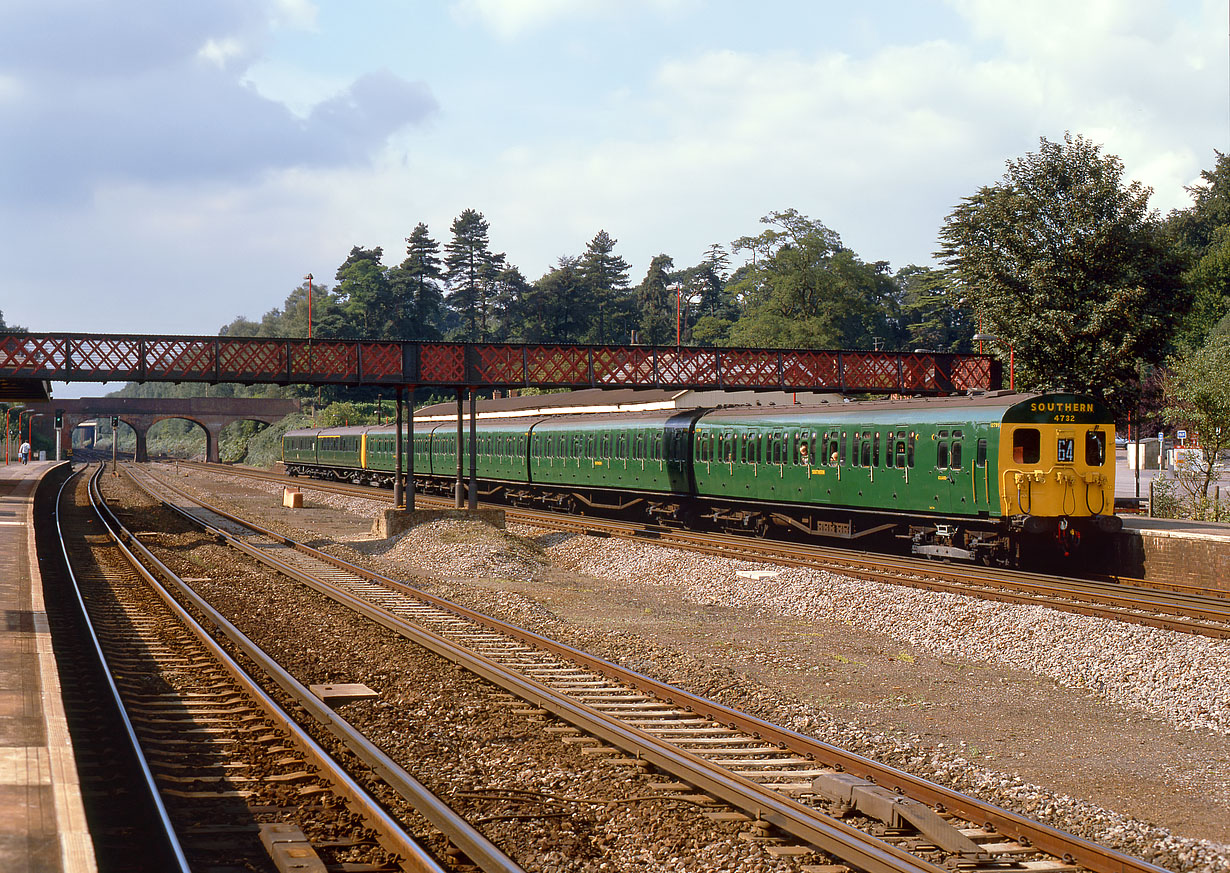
[937,440,949,469]
[951,440,962,469]
[860,432,872,467]
[1013,428,1041,464]
[839,432,847,465]
[873,433,881,467]
[976,439,987,467]
[1085,430,1107,466]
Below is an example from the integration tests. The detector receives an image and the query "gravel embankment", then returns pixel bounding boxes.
[192,471,1230,872]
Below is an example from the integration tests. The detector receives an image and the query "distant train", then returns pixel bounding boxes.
[283,391,1121,566]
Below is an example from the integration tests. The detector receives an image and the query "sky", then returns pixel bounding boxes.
[1,0,1226,397]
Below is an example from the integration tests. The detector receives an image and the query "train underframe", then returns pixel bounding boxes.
[285,462,1118,568]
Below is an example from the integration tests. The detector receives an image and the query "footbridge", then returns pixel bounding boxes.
[27,397,300,463]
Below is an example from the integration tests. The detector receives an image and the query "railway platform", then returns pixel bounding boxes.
[0,461,94,872]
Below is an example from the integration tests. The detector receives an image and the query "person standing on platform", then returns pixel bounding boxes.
[18,440,30,464]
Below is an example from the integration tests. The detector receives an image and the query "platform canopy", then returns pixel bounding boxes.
[0,378,50,402]
[0,332,999,396]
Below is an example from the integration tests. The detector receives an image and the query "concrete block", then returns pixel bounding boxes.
[371,507,506,538]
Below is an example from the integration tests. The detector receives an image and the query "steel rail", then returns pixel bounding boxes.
[90,467,521,873]
[53,466,192,873]
[179,460,1230,637]
[129,464,1169,873]
[126,466,959,873]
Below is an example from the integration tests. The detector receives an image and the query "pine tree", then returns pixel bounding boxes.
[636,254,675,345]
[580,230,632,343]
[389,223,444,340]
[445,209,500,340]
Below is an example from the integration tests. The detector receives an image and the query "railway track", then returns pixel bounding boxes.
[175,460,1230,639]
[120,461,1171,873]
[58,464,524,873]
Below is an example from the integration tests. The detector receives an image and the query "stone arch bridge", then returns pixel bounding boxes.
[29,397,301,462]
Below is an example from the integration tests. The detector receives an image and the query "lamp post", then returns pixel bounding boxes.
[973,332,1014,391]
[304,274,314,340]
[26,412,41,459]
[676,283,682,347]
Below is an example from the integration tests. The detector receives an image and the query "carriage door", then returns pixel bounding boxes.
[972,428,990,512]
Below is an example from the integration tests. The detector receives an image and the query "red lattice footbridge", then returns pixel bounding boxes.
[0,333,1000,395]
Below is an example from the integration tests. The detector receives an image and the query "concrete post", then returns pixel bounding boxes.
[468,389,478,511]
[454,388,464,508]
[406,388,415,512]
[393,386,403,508]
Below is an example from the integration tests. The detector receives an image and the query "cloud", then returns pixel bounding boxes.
[0,0,437,205]
[450,0,693,39]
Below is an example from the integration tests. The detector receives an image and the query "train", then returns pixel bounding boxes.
[282,391,1122,566]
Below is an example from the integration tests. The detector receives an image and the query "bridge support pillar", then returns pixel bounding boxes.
[133,425,149,463]
[204,424,223,464]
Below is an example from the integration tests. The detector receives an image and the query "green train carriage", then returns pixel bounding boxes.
[283,391,1118,565]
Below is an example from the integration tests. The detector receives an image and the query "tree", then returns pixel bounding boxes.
[937,133,1186,414]
[1179,226,1230,347]
[334,246,390,337]
[1163,332,1230,500]
[726,210,895,349]
[445,209,503,340]
[580,230,633,343]
[0,309,23,331]
[387,223,445,340]
[520,257,588,343]
[896,266,974,353]
[1167,150,1230,256]
[636,254,675,345]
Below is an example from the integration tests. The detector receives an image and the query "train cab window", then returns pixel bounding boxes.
[1013,428,1041,464]
[976,439,987,467]
[1085,430,1107,466]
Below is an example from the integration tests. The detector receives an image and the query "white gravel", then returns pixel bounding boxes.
[178,469,1230,872]
[531,531,1230,737]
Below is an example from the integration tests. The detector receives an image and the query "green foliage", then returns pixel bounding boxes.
[580,230,635,343]
[445,208,505,340]
[241,412,312,467]
[726,210,902,349]
[1163,332,1230,498]
[387,222,446,340]
[937,133,1186,414]
[1180,226,1230,347]
[897,266,974,353]
[1168,150,1230,256]
[636,254,676,345]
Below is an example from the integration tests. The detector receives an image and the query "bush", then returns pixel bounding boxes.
[240,413,312,468]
